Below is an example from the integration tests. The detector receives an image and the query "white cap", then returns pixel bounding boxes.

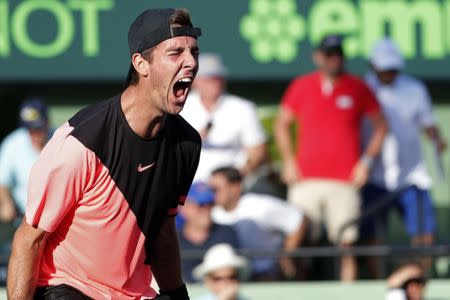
[370,38,404,71]
[197,53,228,78]
[192,244,248,280]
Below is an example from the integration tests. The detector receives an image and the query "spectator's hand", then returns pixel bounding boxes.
[216,282,239,300]
[0,200,17,223]
[281,160,300,185]
[279,256,296,279]
[351,160,370,188]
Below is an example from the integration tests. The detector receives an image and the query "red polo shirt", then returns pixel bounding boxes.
[281,71,380,181]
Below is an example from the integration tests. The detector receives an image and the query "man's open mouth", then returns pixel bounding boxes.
[173,77,193,101]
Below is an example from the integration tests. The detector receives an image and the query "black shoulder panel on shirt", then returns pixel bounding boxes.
[68,94,201,264]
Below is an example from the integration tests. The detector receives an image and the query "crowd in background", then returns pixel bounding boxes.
[176,35,446,290]
[0,35,447,297]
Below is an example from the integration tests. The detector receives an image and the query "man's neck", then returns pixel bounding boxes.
[121,85,165,139]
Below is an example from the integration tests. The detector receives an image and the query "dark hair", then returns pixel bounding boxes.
[128,8,193,85]
[211,166,243,183]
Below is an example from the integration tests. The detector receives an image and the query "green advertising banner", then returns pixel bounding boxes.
[1,0,450,81]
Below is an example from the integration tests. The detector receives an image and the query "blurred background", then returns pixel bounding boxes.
[1,0,450,299]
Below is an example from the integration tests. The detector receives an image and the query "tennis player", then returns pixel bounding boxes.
[7,8,201,300]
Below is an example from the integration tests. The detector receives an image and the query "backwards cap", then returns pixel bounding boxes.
[126,8,202,83]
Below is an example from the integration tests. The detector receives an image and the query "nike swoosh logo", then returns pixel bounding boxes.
[137,162,156,173]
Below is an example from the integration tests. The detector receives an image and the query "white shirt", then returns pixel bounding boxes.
[211,193,303,248]
[0,128,41,213]
[181,92,266,182]
[364,73,435,190]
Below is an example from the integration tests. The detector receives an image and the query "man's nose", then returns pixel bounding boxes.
[183,51,197,70]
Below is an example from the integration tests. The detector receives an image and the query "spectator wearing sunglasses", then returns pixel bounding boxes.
[193,243,248,300]
[386,263,427,300]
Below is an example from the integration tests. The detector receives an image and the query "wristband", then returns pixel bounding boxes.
[360,155,374,168]
[158,284,189,300]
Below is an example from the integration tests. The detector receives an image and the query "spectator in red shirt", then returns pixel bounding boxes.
[274,35,387,281]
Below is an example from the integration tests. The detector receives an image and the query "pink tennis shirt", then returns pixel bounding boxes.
[26,95,201,299]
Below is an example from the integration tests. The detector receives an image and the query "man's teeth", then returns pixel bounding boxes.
[178,77,192,83]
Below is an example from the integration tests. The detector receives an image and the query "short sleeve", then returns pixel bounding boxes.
[0,139,15,187]
[281,78,303,115]
[25,124,90,232]
[240,102,267,147]
[261,196,303,234]
[416,83,436,127]
[359,81,381,116]
[245,194,303,234]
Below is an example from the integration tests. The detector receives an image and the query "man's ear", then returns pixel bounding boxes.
[131,53,149,78]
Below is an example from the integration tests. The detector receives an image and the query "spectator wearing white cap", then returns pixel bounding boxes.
[385,263,427,300]
[192,243,248,300]
[361,38,447,263]
[180,53,267,185]
[0,99,51,223]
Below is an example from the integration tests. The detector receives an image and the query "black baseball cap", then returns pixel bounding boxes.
[317,35,344,56]
[126,8,202,84]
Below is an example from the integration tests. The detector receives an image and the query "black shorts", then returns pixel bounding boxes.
[34,284,179,299]
[34,284,91,300]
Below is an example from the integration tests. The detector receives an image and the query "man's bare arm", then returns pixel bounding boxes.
[352,113,387,187]
[149,216,186,295]
[0,186,17,222]
[363,113,388,159]
[279,218,308,278]
[284,218,308,251]
[7,220,48,300]
[424,126,447,153]
[241,143,267,176]
[274,108,299,184]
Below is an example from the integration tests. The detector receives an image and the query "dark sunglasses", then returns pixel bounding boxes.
[210,273,238,282]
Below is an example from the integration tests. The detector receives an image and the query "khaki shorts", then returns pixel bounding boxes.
[288,179,360,244]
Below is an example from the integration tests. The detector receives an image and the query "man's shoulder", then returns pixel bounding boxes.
[222,93,252,105]
[220,94,258,114]
[66,95,119,152]
[68,95,117,129]
[1,128,29,148]
[169,114,201,146]
[241,193,283,207]
[291,72,318,85]
[398,74,427,91]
